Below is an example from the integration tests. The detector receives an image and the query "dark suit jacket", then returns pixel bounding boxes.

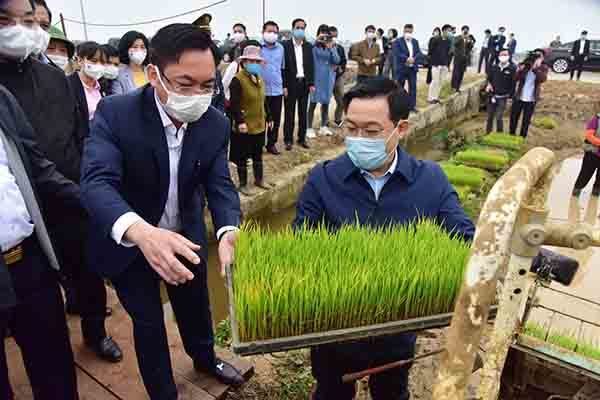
[282,39,315,89]
[0,85,81,309]
[392,38,424,76]
[81,85,241,279]
[571,40,591,58]
[67,73,108,139]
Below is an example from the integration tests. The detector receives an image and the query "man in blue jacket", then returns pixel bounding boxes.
[392,24,424,113]
[81,24,244,400]
[294,78,474,400]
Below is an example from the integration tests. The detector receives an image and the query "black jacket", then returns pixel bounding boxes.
[335,43,348,79]
[487,63,517,96]
[428,36,452,66]
[282,39,315,89]
[0,85,81,309]
[571,40,591,58]
[67,72,108,139]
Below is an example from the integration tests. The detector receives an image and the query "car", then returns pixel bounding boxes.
[545,40,600,73]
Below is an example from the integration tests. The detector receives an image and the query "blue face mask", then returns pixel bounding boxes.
[293,29,305,40]
[345,129,398,171]
[245,63,262,76]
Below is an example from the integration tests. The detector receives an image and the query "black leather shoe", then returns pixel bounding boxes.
[267,145,280,155]
[195,358,245,387]
[285,143,293,151]
[85,336,123,363]
[299,141,310,149]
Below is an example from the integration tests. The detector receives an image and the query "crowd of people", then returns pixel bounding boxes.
[0,0,597,399]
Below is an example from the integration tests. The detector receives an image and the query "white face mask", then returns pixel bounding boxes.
[498,55,510,64]
[366,32,376,40]
[47,54,69,70]
[404,32,413,40]
[103,65,119,80]
[0,24,36,60]
[263,32,278,44]
[154,66,212,123]
[232,32,245,44]
[128,49,147,65]
[30,26,50,55]
[83,62,105,81]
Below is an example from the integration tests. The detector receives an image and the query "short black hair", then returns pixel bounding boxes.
[233,23,246,32]
[343,78,411,124]
[101,44,119,59]
[77,41,107,62]
[118,30,149,65]
[499,26,506,30]
[33,0,51,23]
[442,24,452,32]
[329,26,338,33]
[484,29,491,34]
[292,18,306,29]
[389,28,398,38]
[263,20,279,32]
[462,25,469,31]
[150,23,219,71]
[377,28,384,35]
[582,30,588,35]
[365,25,376,33]
[404,24,414,30]
[433,27,441,34]
[316,24,329,36]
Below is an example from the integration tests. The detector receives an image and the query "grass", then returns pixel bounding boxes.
[454,148,510,171]
[440,162,488,189]
[523,322,600,362]
[532,116,558,130]
[233,220,471,342]
[480,133,525,151]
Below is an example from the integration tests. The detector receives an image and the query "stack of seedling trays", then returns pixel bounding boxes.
[226,221,472,356]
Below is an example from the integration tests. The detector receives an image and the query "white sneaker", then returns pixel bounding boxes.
[306,128,316,138]
[320,127,333,136]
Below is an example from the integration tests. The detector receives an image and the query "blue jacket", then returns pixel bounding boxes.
[81,86,241,278]
[392,38,424,77]
[293,147,475,241]
[110,65,138,96]
[310,45,340,104]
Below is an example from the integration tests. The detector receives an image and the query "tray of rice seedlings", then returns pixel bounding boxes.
[480,133,525,151]
[532,116,558,130]
[226,220,471,355]
[439,162,489,190]
[454,147,510,171]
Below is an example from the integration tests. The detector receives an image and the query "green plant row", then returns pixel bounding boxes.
[440,162,488,189]
[233,220,471,342]
[454,148,510,171]
[523,322,600,362]
[480,133,525,151]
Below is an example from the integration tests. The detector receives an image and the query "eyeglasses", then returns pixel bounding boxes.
[161,72,220,97]
[342,120,406,138]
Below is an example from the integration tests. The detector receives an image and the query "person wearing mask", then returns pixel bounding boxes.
[451,25,475,93]
[448,26,457,68]
[307,25,340,138]
[550,35,562,48]
[227,23,247,61]
[0,0,123,364]
[282,18,315,150]
[192,18,226,113]
[426,27,441,87]
[0,83,81,400]
[112,30,149,95]
[510,49,549,138]
[100,44,120,96]
[81,24,245,399]
[572,106,600,197]
[570,30,590,81]
[382,28,398,80]
[330,26,347,127]
[427,24,452,104]
[478,29,492,74]
[485,49,516,133]
[489,26,506,66]
[30,0,50,63]
[350,25,381,84]
[392,24,424,112]
[261,21,285,155]
[229,44,272,194]
[294,78,474,400]
[45,26,75,73]
[376,28,388,76]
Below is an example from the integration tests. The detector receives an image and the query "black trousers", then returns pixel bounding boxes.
[284,78,309,145]
[0,236,78,400]
[111,256,215,400]
[478,48,490,74]
[510,100,536,137]
[486,97,508,133]
[266,95,283,148]
[451,58,467,91]
[570,56,585,80]
[311,333,416,400]
[574,152,600,192]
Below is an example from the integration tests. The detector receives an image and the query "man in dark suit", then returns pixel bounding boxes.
[489,26,507,66]
[392,23,424,112]
[451,25,476,92]
[282,18,315,151]
[81,24,244,400]
[571,30,591,81]
[0,84,80,399]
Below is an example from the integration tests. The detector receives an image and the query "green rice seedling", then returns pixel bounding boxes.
[577,342,600,361]
[454,148,510,171]
[440,162,488,189]
[480,133,525,151]
[233,220,471,342]
[455,186,471,202]
[532,116,558,130]
[523,322,600,362]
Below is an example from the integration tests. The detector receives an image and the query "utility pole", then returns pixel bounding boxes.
[59,13,67,37]
[79,0,89,40]
[262,0,265,25]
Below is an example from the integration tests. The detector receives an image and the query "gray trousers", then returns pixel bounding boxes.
[333,76,345,124]
[486,96,508,133]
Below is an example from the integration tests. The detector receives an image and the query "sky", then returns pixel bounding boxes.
[46,0,599,50]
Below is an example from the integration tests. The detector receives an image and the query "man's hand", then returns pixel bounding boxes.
[364,58,372,66]
[571,56,575,61]
[283,88,288,98]
[238,123,249,133]
[125,221,200,285]
[309,85,316,93]
[218,230,238,278]
[267,121,274,130]
[486,83,494,93]
[407,57,415,65]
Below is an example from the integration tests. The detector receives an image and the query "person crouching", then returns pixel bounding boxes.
[229,43,272,195]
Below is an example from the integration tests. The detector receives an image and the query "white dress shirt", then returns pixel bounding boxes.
[111,93,237,247]
[361,150,398,201]
[376,38,384,55]
[0,138,34,251]
[520,70,536,102]
[405,39,414,59]
[580,40,586,55]
[294,40,305,78]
